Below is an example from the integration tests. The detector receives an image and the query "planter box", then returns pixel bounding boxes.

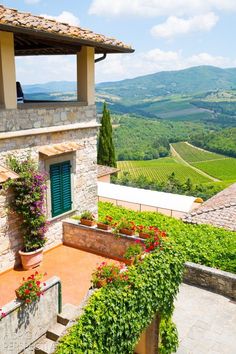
[96,222,112,231]
[80,219,96,227]
[139,232,150,239]
[119,228,135,236]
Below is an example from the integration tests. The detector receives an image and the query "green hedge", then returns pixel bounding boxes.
[55,246,184,354]
[99,202,236,273]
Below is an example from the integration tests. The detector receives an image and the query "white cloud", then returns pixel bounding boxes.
[24,0,40,4]
[40,11,80,26]
[151,12,218,39]
[15,49,236,85]
[89,0,236,17]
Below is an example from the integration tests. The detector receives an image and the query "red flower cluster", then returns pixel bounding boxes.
[15,271,47,304]
[92,262,128,288]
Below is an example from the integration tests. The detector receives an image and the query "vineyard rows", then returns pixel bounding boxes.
[118,158,210,184]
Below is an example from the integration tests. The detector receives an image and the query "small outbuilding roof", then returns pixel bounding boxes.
[0,165,19,183]
[183,183,236,231]
[97,165,120,178]
[0,5,134,55]
[98,182,197,213]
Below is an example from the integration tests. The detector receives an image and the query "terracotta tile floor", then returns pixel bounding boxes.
[0,245,117,307]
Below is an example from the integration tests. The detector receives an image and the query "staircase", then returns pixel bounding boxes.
[34,303,81,354]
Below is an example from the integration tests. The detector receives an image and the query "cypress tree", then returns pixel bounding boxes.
[97,102,116,167]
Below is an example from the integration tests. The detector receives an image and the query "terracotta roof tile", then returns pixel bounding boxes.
[97,165,120,178]
[182,183,236,231]
[0,5,134,53]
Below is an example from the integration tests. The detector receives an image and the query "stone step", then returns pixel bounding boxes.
[46,322,66,341]
[35,337,56,354]
[57,303,79,325]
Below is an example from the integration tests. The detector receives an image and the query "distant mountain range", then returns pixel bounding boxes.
[23,65,236,122]
[23,66,236,97]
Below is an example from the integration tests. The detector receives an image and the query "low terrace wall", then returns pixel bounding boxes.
[0,276,61,354]
[63,220,236,299]
[184,262,236,300]
[63,219,144,262]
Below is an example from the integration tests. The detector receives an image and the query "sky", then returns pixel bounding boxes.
[1,0,236,84]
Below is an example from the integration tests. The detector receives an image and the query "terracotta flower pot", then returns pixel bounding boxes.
[139,232,150,239]
[19,248,43,270]
[119,228,135,236]
[80,219,95,227]
[97,222,112,231]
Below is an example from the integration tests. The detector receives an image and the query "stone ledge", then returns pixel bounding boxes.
[0,122,100,140]
[184,262,236,300]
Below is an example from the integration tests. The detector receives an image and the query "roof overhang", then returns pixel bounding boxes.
[38,142,81,157]
[0,6,134,56]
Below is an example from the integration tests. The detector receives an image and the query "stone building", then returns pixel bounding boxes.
[0,5,133,272]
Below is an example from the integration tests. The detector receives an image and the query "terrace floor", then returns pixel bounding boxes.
[0,245,235,354]
[174,283,236,354]
[0,244,118,307]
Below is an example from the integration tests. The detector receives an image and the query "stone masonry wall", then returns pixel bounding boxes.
[63,222,236,300]
[63,220,144,261]
[0,122,98,272]
[0,103,96,132]
[184,262,236,300]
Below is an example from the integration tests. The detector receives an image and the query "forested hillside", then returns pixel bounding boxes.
[190,128,236,157]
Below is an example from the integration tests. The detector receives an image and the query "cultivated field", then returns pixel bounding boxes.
[172,142,236,181]
[171,142,223,162]
[118,158,210,184]
[193,159,236,181]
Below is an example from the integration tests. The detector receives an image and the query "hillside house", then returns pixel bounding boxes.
[0,5,133,272]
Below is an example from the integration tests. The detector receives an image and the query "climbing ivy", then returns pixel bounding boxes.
[55,245,184,354]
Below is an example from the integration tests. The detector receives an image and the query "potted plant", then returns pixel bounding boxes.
[97,215,113,231]
[5,156,48,270]
[114,218,136,236]
[80,210,96,226]
[15,271,46,304]
[137,225,150,239]
[124,243,144,265]
[144,228,167,253]
[91,262,127,288]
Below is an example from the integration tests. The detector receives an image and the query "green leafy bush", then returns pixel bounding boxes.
[99,202,236,273]
[56,245,184,354]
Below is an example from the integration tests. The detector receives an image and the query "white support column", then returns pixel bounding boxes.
[77,46,95,105]
[0,31,17,109]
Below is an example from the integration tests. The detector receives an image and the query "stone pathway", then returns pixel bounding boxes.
[173,284,236,354]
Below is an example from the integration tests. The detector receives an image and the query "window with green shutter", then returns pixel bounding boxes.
[50,161,72,217]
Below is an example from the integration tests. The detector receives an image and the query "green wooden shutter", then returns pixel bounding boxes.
[50,161,72,217]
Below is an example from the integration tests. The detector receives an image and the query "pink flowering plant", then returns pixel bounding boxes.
[91,262,128,288]
[15,271,47,304]
[5,156,48,252]
[0,308,6,320]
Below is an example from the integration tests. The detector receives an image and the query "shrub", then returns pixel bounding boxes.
[124,243,144,263]
[99,202,236,273]
[56,245,184,354]
[5,156,48,252]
